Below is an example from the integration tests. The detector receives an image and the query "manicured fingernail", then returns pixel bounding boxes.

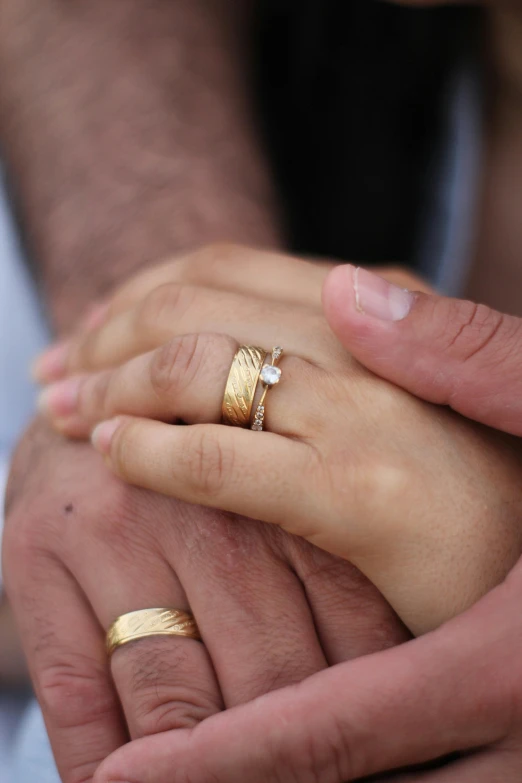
[31,342,69,382]
[354,267,413,321]
[91,418,123,455]
[37,378,82,417]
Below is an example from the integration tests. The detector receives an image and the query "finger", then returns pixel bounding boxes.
[106,250,430,321]
[288,540,410,663]
[372,266,435,294]
[95,583,517,783]
[63,485,223,738]
[167,508,329,708]
[64,284,339,374]
[91,418,324,538]
[107,245,331,317]
[3,550,126,783]
[31,251,331,383]
[39,334,315,440]
[39,333,238,437]
[323,264,522,435]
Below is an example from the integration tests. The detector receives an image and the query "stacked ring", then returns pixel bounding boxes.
[251,347,283,431]
[221,345,267,427]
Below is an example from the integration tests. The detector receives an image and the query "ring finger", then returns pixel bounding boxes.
[39,333,319,439]
[63,490,224,739]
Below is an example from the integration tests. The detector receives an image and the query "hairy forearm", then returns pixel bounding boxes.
[0,0,282,333]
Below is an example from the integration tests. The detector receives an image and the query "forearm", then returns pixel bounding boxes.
[0,0,282,333]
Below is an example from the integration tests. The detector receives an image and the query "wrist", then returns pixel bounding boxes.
[0,0,283,334]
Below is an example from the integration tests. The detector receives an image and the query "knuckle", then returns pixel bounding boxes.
[149,333,206,399]
[191,242,241,276]
[3,504,60,590]
[81,477,155,558]
[138,282,195,334]
[267,701,355,783]
[37,658,117,731]
[185,428,234,498]
[113,641,220,735]
[326,447,409,544]
[79,371,112,419]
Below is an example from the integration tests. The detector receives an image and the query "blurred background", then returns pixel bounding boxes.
[1,0,522,779]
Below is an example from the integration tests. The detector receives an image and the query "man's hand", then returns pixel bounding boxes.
[91,568,522,783]
[88,265,522,783]
[3,417,408,783]
[323,263,522,435]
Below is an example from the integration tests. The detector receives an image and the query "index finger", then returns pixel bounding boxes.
[106,246,331,318]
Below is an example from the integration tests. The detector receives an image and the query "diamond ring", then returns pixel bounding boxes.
[252,347,283,431]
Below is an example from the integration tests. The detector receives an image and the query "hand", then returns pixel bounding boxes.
[323,263,522,436]
[35,246,522,635]
[93,565,522,783]
[4,252,411,783]
[91,263,522,783]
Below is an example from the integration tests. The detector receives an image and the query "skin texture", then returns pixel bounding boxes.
[36,247,522,636]
[0,3,407,781]
[83,261,522,783]
[3,2,522,782]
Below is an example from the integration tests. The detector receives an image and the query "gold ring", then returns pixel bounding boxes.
[251,347,283,431]
[106,608,201,656]
[222,345,267,427]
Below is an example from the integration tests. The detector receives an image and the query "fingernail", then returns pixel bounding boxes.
[31,342,69,383]
[91,418,123,454]
[354,267,413,321]
[37,378,82,417]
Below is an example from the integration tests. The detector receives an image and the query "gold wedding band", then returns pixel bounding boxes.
[106,608,201,656]
[251,347,283,432]
[222,345,267,427]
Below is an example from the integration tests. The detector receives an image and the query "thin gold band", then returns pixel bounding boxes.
[251,347,283,431]
[222,345,267,427]
[106,608,201,656]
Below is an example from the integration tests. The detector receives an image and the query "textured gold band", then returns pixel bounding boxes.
[106,608,201,656]
[222,345,266,427]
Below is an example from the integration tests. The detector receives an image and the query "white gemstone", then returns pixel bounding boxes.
[261,365,281,386]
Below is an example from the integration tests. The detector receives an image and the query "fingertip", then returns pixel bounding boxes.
[91,417,126,455]
[323,264,415,352]
[322,264,356,323]
[322,264,373,344]
[31,342,70,383]
[52,415,92,440]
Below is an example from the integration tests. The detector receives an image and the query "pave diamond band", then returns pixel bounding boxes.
[251,347,283,432]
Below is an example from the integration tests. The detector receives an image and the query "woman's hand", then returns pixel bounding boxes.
[35,245,522,635]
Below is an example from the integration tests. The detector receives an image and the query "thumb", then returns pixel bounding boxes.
[323,264,522,435]
[94,574,518,783]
